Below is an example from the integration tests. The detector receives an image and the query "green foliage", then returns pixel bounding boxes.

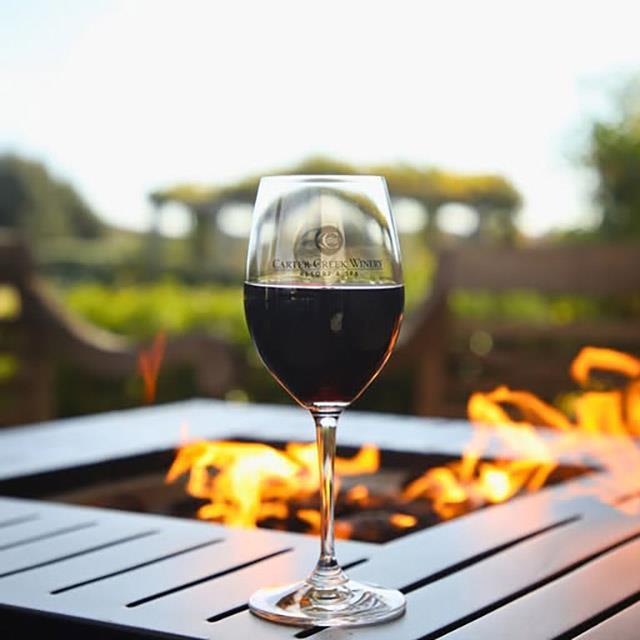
[587,79,640,239]
[153,155,521,217]
[451,290,640,324]
[402,247,436,309]
[0,154,104,246]
[61,262,433,345]
[57,281,257,413]
[62,280,248,342]
[0,285,21,320]
[37,235,144,282]
[56,261,434,412]
[55,276,640,417]
[54,363,199,418]
[0,354,18,382]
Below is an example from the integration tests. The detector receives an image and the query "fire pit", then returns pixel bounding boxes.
[1,417,639,640]
[2,346,640,638]
[44,440,588,545]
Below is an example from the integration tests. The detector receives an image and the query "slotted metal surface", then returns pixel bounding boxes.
[0,497,371,637]
[574,599,640,640]
[2,483,640,639]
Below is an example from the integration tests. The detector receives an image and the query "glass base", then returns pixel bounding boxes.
[249,578,406,627]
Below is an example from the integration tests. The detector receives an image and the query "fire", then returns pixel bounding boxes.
[389,513,418,529]
[570,346,640,387]
[403,346,640,519]
[297,508,354,539]
[138,331,166,404]
[167,345,640,539]
[166,440,379,536]
[346,484,370,504]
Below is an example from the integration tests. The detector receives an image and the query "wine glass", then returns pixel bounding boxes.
[243,175,406,627]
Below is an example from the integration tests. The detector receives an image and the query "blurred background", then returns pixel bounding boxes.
[1,0,639,426]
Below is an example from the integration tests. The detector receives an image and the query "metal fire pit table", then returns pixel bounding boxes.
[1,399,639,639]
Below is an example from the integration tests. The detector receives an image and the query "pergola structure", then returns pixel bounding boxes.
[149,158,521,274]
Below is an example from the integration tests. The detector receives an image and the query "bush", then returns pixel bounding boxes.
[55,271,640,417]
[62,280,249,343]
[55,267,435,414]
[451,289,640,323]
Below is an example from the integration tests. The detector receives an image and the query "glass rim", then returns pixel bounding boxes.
[260,174,386,183]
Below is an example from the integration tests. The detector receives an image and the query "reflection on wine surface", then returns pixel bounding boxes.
[244,283,403,409]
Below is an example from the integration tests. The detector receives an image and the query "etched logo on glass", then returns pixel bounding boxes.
[315,226,343,255]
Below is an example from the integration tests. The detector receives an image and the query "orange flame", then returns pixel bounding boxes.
[166,440,379,536]
[390,513,418,529]
[138,331,166,404]
[346,484,370,504]
[403,346,640,519]
[571,346,640,387]
[168,346,640,537]
[297,508,354,539]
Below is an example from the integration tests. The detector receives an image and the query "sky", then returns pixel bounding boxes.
[1,0,639,237]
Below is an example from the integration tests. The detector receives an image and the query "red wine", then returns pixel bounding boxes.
[244,283,404,409]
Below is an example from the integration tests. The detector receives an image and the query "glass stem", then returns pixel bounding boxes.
[309,411,349,594]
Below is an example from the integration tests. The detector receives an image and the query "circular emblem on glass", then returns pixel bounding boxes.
[315,225,343,255]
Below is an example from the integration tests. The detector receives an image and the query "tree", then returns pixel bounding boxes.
[0,154,104,243]
[587,80,640,240]
[151,156,522,268]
